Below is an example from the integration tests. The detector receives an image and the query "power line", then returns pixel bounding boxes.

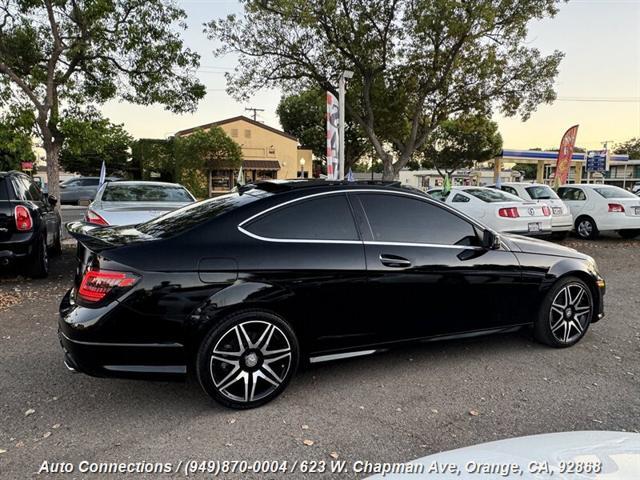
[245,107,265,121]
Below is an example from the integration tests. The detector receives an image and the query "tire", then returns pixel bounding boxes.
[575,216,599,240]
[196,310,299,409]
[618,229,640,239]
[27,234,49,278]
[51,222,63,256]
[534,276,593,348]
[551,231,569,241]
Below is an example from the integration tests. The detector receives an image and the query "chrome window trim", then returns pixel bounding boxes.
[237,188,499,250]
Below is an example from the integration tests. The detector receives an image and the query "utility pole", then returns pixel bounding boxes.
[245,107,265,121]
[338,70,354,180]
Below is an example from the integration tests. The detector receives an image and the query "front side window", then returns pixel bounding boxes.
[244,194,358,241]
[359,193,478,246]
[558,187,586,201]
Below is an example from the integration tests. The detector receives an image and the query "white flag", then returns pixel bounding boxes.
[99,161,106,186]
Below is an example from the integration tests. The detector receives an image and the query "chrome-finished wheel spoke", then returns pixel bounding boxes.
[236,324,253,349]
[211,354,240,366]
[552,289,568,309]
[255,324,274,350]
[256,367,281,387]
[572,320,584,334]
[570,287,585,306]
[562,322,571,343]
[550,318,564,333]
[263,348,291,359]
[550,305,564,317]
[212,348,242,358]
[214,365,241,390]
[242,371,253,402]
[575,305,591,313]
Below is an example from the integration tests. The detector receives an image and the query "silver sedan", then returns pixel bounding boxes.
[84,181,196,226]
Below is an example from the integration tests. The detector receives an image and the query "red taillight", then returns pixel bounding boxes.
[608,203,625,213]
[85,209,109,226]
[498,207,519,218]
[542,206,551,216]
[15,205,33,231]
[77,269,139,303]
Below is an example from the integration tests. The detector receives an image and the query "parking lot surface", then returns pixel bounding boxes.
[1,237,639,478]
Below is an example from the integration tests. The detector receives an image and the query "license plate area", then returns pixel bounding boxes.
[552,207,562,215]
[634,206,640,216]
[528,222,540,232]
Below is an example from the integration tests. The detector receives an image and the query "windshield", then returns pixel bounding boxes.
[465,188,522,203]
[593,186,637,199]
[136,190,270,238]
[102,184,194,202]
[525,185,559,200]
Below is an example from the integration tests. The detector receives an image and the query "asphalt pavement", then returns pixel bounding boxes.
[60,206,86,240]
[0,237,639,478]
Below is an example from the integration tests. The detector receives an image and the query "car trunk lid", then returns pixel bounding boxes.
[93,201,190,226]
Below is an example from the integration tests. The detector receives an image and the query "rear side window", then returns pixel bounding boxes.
[465,188,521,203]
[244,194,358,241]
[501,186,519,196]
[137,190,270,238]
[558,187,586,201]
[525,185,559,200]
[593,187,636,199]
[452,193,470,203]
[359,193,478,246]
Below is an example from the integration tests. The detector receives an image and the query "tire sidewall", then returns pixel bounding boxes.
[196,310,299,409]
[535,276,593,348]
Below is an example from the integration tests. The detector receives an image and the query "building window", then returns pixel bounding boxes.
[244,129,251,139]
[231,129,238,138]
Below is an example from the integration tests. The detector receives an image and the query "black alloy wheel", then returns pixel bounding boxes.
[27,234,49,278]
[197,310,299,409]
[535,276,593,347]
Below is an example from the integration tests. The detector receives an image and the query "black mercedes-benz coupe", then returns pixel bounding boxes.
[60,180,605,409]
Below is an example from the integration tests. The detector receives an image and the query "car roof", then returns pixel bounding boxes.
[240,180,418,196]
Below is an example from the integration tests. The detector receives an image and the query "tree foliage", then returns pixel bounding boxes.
[59,109,133,176]
[0,0,205,200]
[276,88,371,171]
[132,138,175,181]
[0,107,35,170]
[615,138,640,160]
[173,127,242,197]
[421,115,503,178]
[208,0,564,179]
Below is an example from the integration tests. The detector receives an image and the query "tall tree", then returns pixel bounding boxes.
[174,127,242,198]
[615,138,640,159]
[0,107,35,170]
[207,0,564,180]
[59,109,133,176]
[276,88,370,172]
[422,115,503,179]
[0,0,205,201]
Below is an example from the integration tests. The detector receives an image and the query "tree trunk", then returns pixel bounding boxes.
[44,138,62,210]
[381,154,395,181]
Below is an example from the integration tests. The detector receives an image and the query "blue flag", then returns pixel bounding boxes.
[346,168,355,182]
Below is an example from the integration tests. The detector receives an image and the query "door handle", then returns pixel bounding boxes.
[379,254,412,268]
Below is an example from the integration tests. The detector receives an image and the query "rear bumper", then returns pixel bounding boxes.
[551,214,573,232]
[58,289,187,380]
[0,232,37,266]
[596,214,640,231]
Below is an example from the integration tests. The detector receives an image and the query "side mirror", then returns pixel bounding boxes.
[59,184,66,189]
[47,194,58,206]
[482,229,501,250]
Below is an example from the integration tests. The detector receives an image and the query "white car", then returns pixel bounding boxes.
[427,186,552,235]
[557,184,640,239]
[490,182,573,236]
[85,181,196,227]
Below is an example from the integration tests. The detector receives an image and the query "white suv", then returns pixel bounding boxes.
[557,184,640,239]
[491,182,573,237]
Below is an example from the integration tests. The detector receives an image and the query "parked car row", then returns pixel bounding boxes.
[427,183,640,240]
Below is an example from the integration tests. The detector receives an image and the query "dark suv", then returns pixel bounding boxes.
[0,171,62,277]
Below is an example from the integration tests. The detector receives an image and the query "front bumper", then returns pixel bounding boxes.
[58,289,187,380]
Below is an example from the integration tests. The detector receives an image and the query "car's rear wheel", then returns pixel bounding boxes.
[27,234,49,278]
[51,223,63,256]
[618,229,640,239]
[534,276,593,348]
[575,216,599,240]
[197,310,299,409]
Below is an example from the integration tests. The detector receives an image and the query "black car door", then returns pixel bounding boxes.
[234,192,373,355]
[352,191,525,341]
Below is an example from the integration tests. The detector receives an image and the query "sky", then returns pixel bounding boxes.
[100,0,640,152]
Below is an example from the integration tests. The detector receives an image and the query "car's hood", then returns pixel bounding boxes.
[367,431,640,479]
[502,233,587,259]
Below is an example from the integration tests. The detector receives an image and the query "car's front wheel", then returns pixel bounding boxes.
[534,276,593,348]
[197,310,299,409]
